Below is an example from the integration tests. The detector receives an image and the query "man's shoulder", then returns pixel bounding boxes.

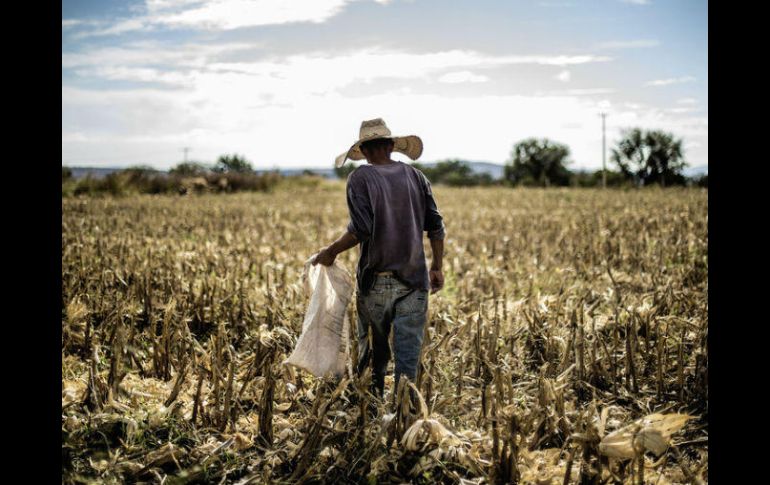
[347,163,370,179]
[346,164,375,189]
[402,162,428,184]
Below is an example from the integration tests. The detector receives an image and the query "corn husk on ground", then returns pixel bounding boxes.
[600,413,691,459]
[62,184,708,484]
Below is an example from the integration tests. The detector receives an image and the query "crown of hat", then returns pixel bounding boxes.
[359,118,392,140]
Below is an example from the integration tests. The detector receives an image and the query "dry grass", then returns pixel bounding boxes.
[62,182,708,484]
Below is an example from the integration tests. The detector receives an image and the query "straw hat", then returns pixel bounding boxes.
[334,118,423,168]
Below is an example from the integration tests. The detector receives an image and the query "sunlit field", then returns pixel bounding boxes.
[62,182,708,484]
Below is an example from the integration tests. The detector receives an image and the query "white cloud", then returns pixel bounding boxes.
[62,41,256,70]
[82,18,155,38]
[156,0,353,30]
[437,71,489,83]
[74,66,196,87]
[63,44,619,164]
[62,19,88,28]
[65,46,611,104]
[70,0,372,37]
[63,43,626,167]
[666,106,698,114]
[676,97,698,105]
[596,39,660,50]
[646,76,696,87]
[145,0,210,12]
[620,0,651,5]
[537,88,614,96]
[200,51,610,92]
[510,55,611,66]
[555,70,571,82]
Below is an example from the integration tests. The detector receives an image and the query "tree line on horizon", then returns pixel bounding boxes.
[62,127,707,196]
[62,155,284,196]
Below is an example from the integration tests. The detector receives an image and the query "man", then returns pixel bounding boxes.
[312,118,446,398]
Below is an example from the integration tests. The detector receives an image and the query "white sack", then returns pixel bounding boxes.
[283,255,353,378]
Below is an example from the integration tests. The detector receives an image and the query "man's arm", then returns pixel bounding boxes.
[421,172,446,241]
[313,173,370,266]
[420,172,446,293]
[429,238,444,294]
[312,231,358,266]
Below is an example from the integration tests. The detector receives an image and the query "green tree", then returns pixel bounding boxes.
[213,154,253,173]
[334,163,358,179]
[62,166,72,182]
[170,162,209,176]
[610,128,687,187]
[504,138,572,187]
[423,160,469,181]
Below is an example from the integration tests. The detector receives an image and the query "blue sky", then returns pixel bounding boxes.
[62,0,708,170]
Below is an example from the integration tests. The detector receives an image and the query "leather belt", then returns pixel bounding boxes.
[375,271,394,276]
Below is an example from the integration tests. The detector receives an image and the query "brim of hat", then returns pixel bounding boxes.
[335,135,423,168]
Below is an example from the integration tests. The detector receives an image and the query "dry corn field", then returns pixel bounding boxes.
[62,182,708,484]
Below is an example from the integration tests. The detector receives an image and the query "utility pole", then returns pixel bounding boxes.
[182,147,191,163]
[600,112,607,189]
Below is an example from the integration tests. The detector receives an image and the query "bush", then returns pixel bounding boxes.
[413,160,495,187]
[66,167,283,197]
[170,162,209,177]
[213,154,253,173]
[72,173,126,196]
[204,171,281,193]
[73,176,99,196]
[570,169,634,188]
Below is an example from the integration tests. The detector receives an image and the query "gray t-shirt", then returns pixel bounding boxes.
[346,161,446,295]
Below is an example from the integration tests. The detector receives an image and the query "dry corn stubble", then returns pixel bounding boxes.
[62,184,708,484]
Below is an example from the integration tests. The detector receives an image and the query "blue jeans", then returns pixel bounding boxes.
[356,274,428,395]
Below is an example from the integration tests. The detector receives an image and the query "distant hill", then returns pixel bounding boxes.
[682,165,708,178]
[256,167,337,178]
[68,166,123,179]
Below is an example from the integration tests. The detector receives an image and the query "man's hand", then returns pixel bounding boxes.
[311,232,358,266]
[429,269,444,294]
[312,247,336,266]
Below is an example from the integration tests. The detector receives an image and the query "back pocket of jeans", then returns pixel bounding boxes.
[399,289,428,315]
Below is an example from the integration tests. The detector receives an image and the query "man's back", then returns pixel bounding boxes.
[346,161,445,295]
